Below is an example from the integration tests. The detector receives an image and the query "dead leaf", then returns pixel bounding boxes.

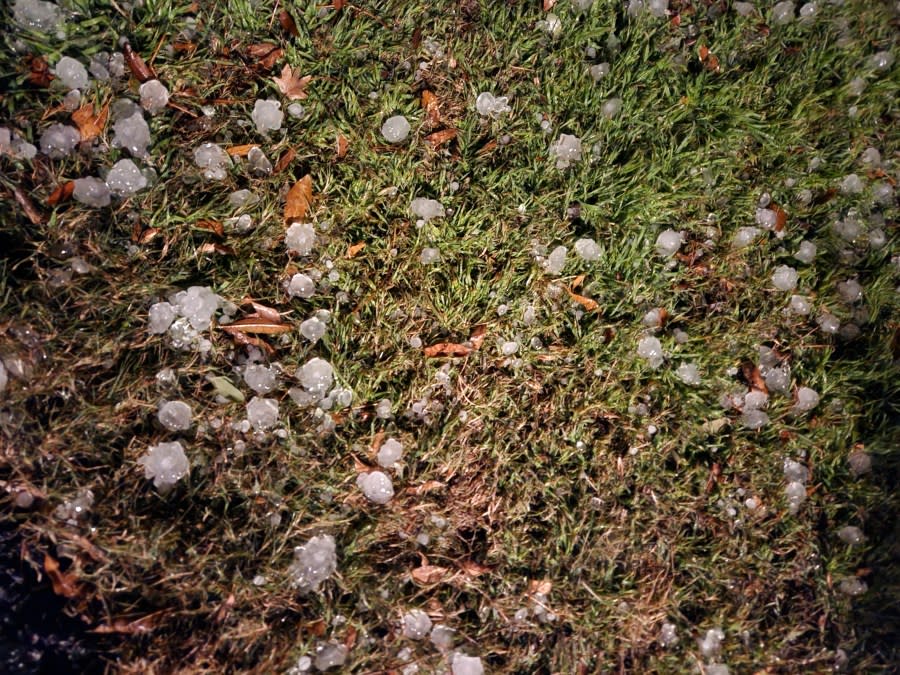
[425,128,457,148]
[343,625,358,650]
[44,553,80,598]
[274,147,296,174]
[12,185,45,225]
[406,480,445,496]
[246,43,283,70]
[476,139,498,156]
[213,594,235,624]
[222,318,291,335]
[770,203,787,232]
[305,619,327,637]
[346,242,366,258]
[279,10,300,37]
[424,342,473,358]
[458,560,490,577]
[469,324,487,350]
[25,55,53,87]
[741,360,768,395]
[225,329,275,354]
[411,564,451,585]
[240,299,282,323]
[333,0,346,10]
[91,612,163,635]
[421,90,440,125]
[273,64,312,100]
[543,0,557,9]
[565,286,599,312]
[226,144,257,157]
[122,42,156,83]
[172,40,196,54]
[699,44,710,61]
[527,578,552,596]
[284,174,313,223]
[197,242,234,255]
[194,219,224,236]
[336,134,349,159]
[47,181,75,206]
[71,102,110,141]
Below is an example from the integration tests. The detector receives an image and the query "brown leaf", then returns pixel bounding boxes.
[25,55,54,87]
[222,318,292,335]
[336,134,349,159]
[565,286,599,312]
[226,144,257,157]
[424,342,473,358]
[122,42,156,83]
[411,564,451,585]
[225,329,275,354]
[458,560,490,577]
[197,242,234,255]
[476,139,498,156]
[71,102,109,142]
[346,242,366,258]
[543,0,557,9]
[421,90,440,125]
[741,360,768,395]
[527,578,552,595]
[12,185,45,225]
[770,203,787,232]
[274,147,296,174]
[240,299,282,323]
[698,44,710,61]
[284,174,313,223]
[194,219,224,236]
[273,64,312,100]
[213,594,236,624]
[469,324,487,350]
[425,128,458,148]
[333,0,347,10]
[343,624,358,650]
[47,181,75,206]
[246,43,283,69]
[279,10,300,37]
[91,612,163,634]
[305,619,327,637]
[44,553,80,599]
[406,480,445,495]
[173,40,196,54]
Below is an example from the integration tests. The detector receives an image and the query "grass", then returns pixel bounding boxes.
[1,0,898,672]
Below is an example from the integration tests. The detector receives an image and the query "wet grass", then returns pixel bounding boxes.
[1,0,898,672]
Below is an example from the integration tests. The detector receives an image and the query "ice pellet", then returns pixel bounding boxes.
[246,396,279,430]
[139,79,169,115]
[298,358,334,395]
[313,643,347,671]
[574,238,601,261]
[676,363,701,385]
[193,142,231,180]
[251,99,283,134]
[39,124,80,158]
[300,317,327,343]
[377,438,404,468]
[12,0,64,33]
[138,441,189,493]
[698,628,724,658]
[475,92,511,117]
[544,245,567,274]
[285,222,317,255]
[451,653,484,675]
[381,115,410,143]
[590,62,611,82]
[602,98,623,119]
[788,295,811,315]
[659,622,678,648]
[771,1,795,24]
[771,265,798,292]
[357,471,394,504]
[401,610,432,639]
[792,387,819,413]
[288,273,316,298]
[53,56,89,90]
[655,229,683,257]
[148,302,177,334]
[113,112,151,158]
[837,279,863,303]
[733,227,761,248]
[637,336,664,369]
[158,400,192,431]
[549,134,582,169]
[106,159,148,197]
[244,364,277,394]
[410,198,445,222]
[420,247,441,265]
[837,526,865,546]
[289,534,337,592]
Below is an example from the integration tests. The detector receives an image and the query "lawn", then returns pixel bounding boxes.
[1,0,898,673]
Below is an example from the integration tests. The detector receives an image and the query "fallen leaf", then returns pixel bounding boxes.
[279,10,300,37]
[346,242,366,258]
[284,174,313,223]
[91,612,163,634]
[343,625,358,650]
[458,560,490,577]
[528,578,552,596]
[333,0,346,10]
[241,299,282,323]
[226,144,257,157]
[770,203,787,232]
[47,181,75,206]
[194,219,224,236]
[476,139,498,156]
[424,342,473,358]
[305,619,327,637]
[421,89,440,125]
[565,286,599,312]
[571,274,586,290]
[699,44,709,61]
[406,480,445,495]
[411,564,451,585]
[543,0,557,9]
[172,40,196,54]
[213,594,235,624]
[425,128,457,148]
[197,242,234,255]
[246,43,283,70]
[273,64,312,100]
[741,360,768,395]
[25,55,53,87]
[206,375,245,402]
[274,147,296,174]
[122,42,156,83]
[701,417,731,435]
[469,324,487,350]
[704,53,720,72]
[222,318,291,335]
[225,330,275,355]
[12,185,45,225]
[44,553,80,598]
[336,134,349,159]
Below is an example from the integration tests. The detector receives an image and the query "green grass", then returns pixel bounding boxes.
[1,0,898,672]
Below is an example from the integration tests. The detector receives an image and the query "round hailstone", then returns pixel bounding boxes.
[837,525,864,546]
[590,62,611,82]
[771,265,799,292]
[601,97,622,119]
[788,295,811,315]
[289,534,337,592]
[288,273,316,298]
[451,653,484,675]
[793,240,817,263]
[357,471,394,504]
[430,624,455,650]
[298,358,334,395]
[139,79,169,115]
[247,146,273,175]
[300,317,327,342]
[655,229,683,257]
[246,396,279,430]
[138,441,189,492]
[377,438,404,468]
[73,177,111,208]
[158,400,192,431]
[53,56,89,90]
[637,336,664,368]
[105,159,148,197]
[771,0,795,24]
[544,245,567,274]
[817,312,840,334]
[112,111,152,158]
[410,197,445,222]
[549,134,582,169]
[381,115,410,143]
[792,387,819,413]
[840,173,864,194]
[285,222,317,255]
[574,238,601,261]
[251,98,283,134]
[314,643,348,671]
[733,227,761,248]
[420,247,441,265]
[836,279,863,303]
[148,301,177,334]
[243,364,277,394]
[675,363,701,385]
[741,409,769,430]
[869,50,895,71]
[39,123,80,158]
[401,610,432,640]
[193,142,231,180]
[764,366,790,394]
[500,341,519,356]
[474,92,511,117]
[658,623,678,648]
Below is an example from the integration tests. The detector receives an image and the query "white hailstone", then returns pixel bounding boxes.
[574,238,601,261]
[228,189,257,208]
[838,578,867,596]
[707,665,730,675]
[793,240,816,264]
[771,265,799,292]
[158,400,192,431]
[247,146,273,175]
[549,134,582,169]
[193,142,231,180]
[869,229,886,248]
[733,227,762,248]
[401,610,433,639]
[744,390,768,410]
[848,451,871,477]
[837,526,865,546]
[289,534,337,592]
[148,302,177,334]
[251,99,283,133]
[673,328,689,343]
[138,441,189,493]
[647,0,668,17]
[376,398,393,420]
[765,366,790,394]
[741,409,769,430]
[847,76,867,96]
[313,643,348,671]
[0,128,36,160]
[860,147,881,168]
[658,622,678,648]
[73,177,111,208]
[475,92,511,117]
[792,387,819,413]
[105,159,148,197]
[39,123,80,158]
[698,628,724,658]
[655,229,683,257]
[675,363,701,385]
[298,357,334,395]
[53,56,89,90]
[381,115,411,143]
[544,245,567,274]
[285,222,317,255]
[243,364,277,394]
[837,279,863,303]
[139,79,169,114]
[410,197,445,221]
[637,336,664,369]
[420,247,441,265]
[246,396,279,430]
[300,317,327,342]
[12,0,65,33]
[788,295,811,315]
[288,273,316,298]
[601,97,623,119]
[451,653,484,675]
[357,471,394,504]
[0,360,7,396]
[817,312,840,334]
[430,625,455,650]
[112,112,151,157]
[287,103,305,118]
[873,182,894,204]
[173,286,221,330]
[840,173,864,194]
[377,438,404,468]
[501,341,519,356]
[734,1,755,16]
[590,62,611,82]
[63,90,81,111]
[784,459,808,484]
[538,12,562,38]
[771,1,795,24]
[755,208,778,230]
[798,2,817,20]
[869,51,895,71]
